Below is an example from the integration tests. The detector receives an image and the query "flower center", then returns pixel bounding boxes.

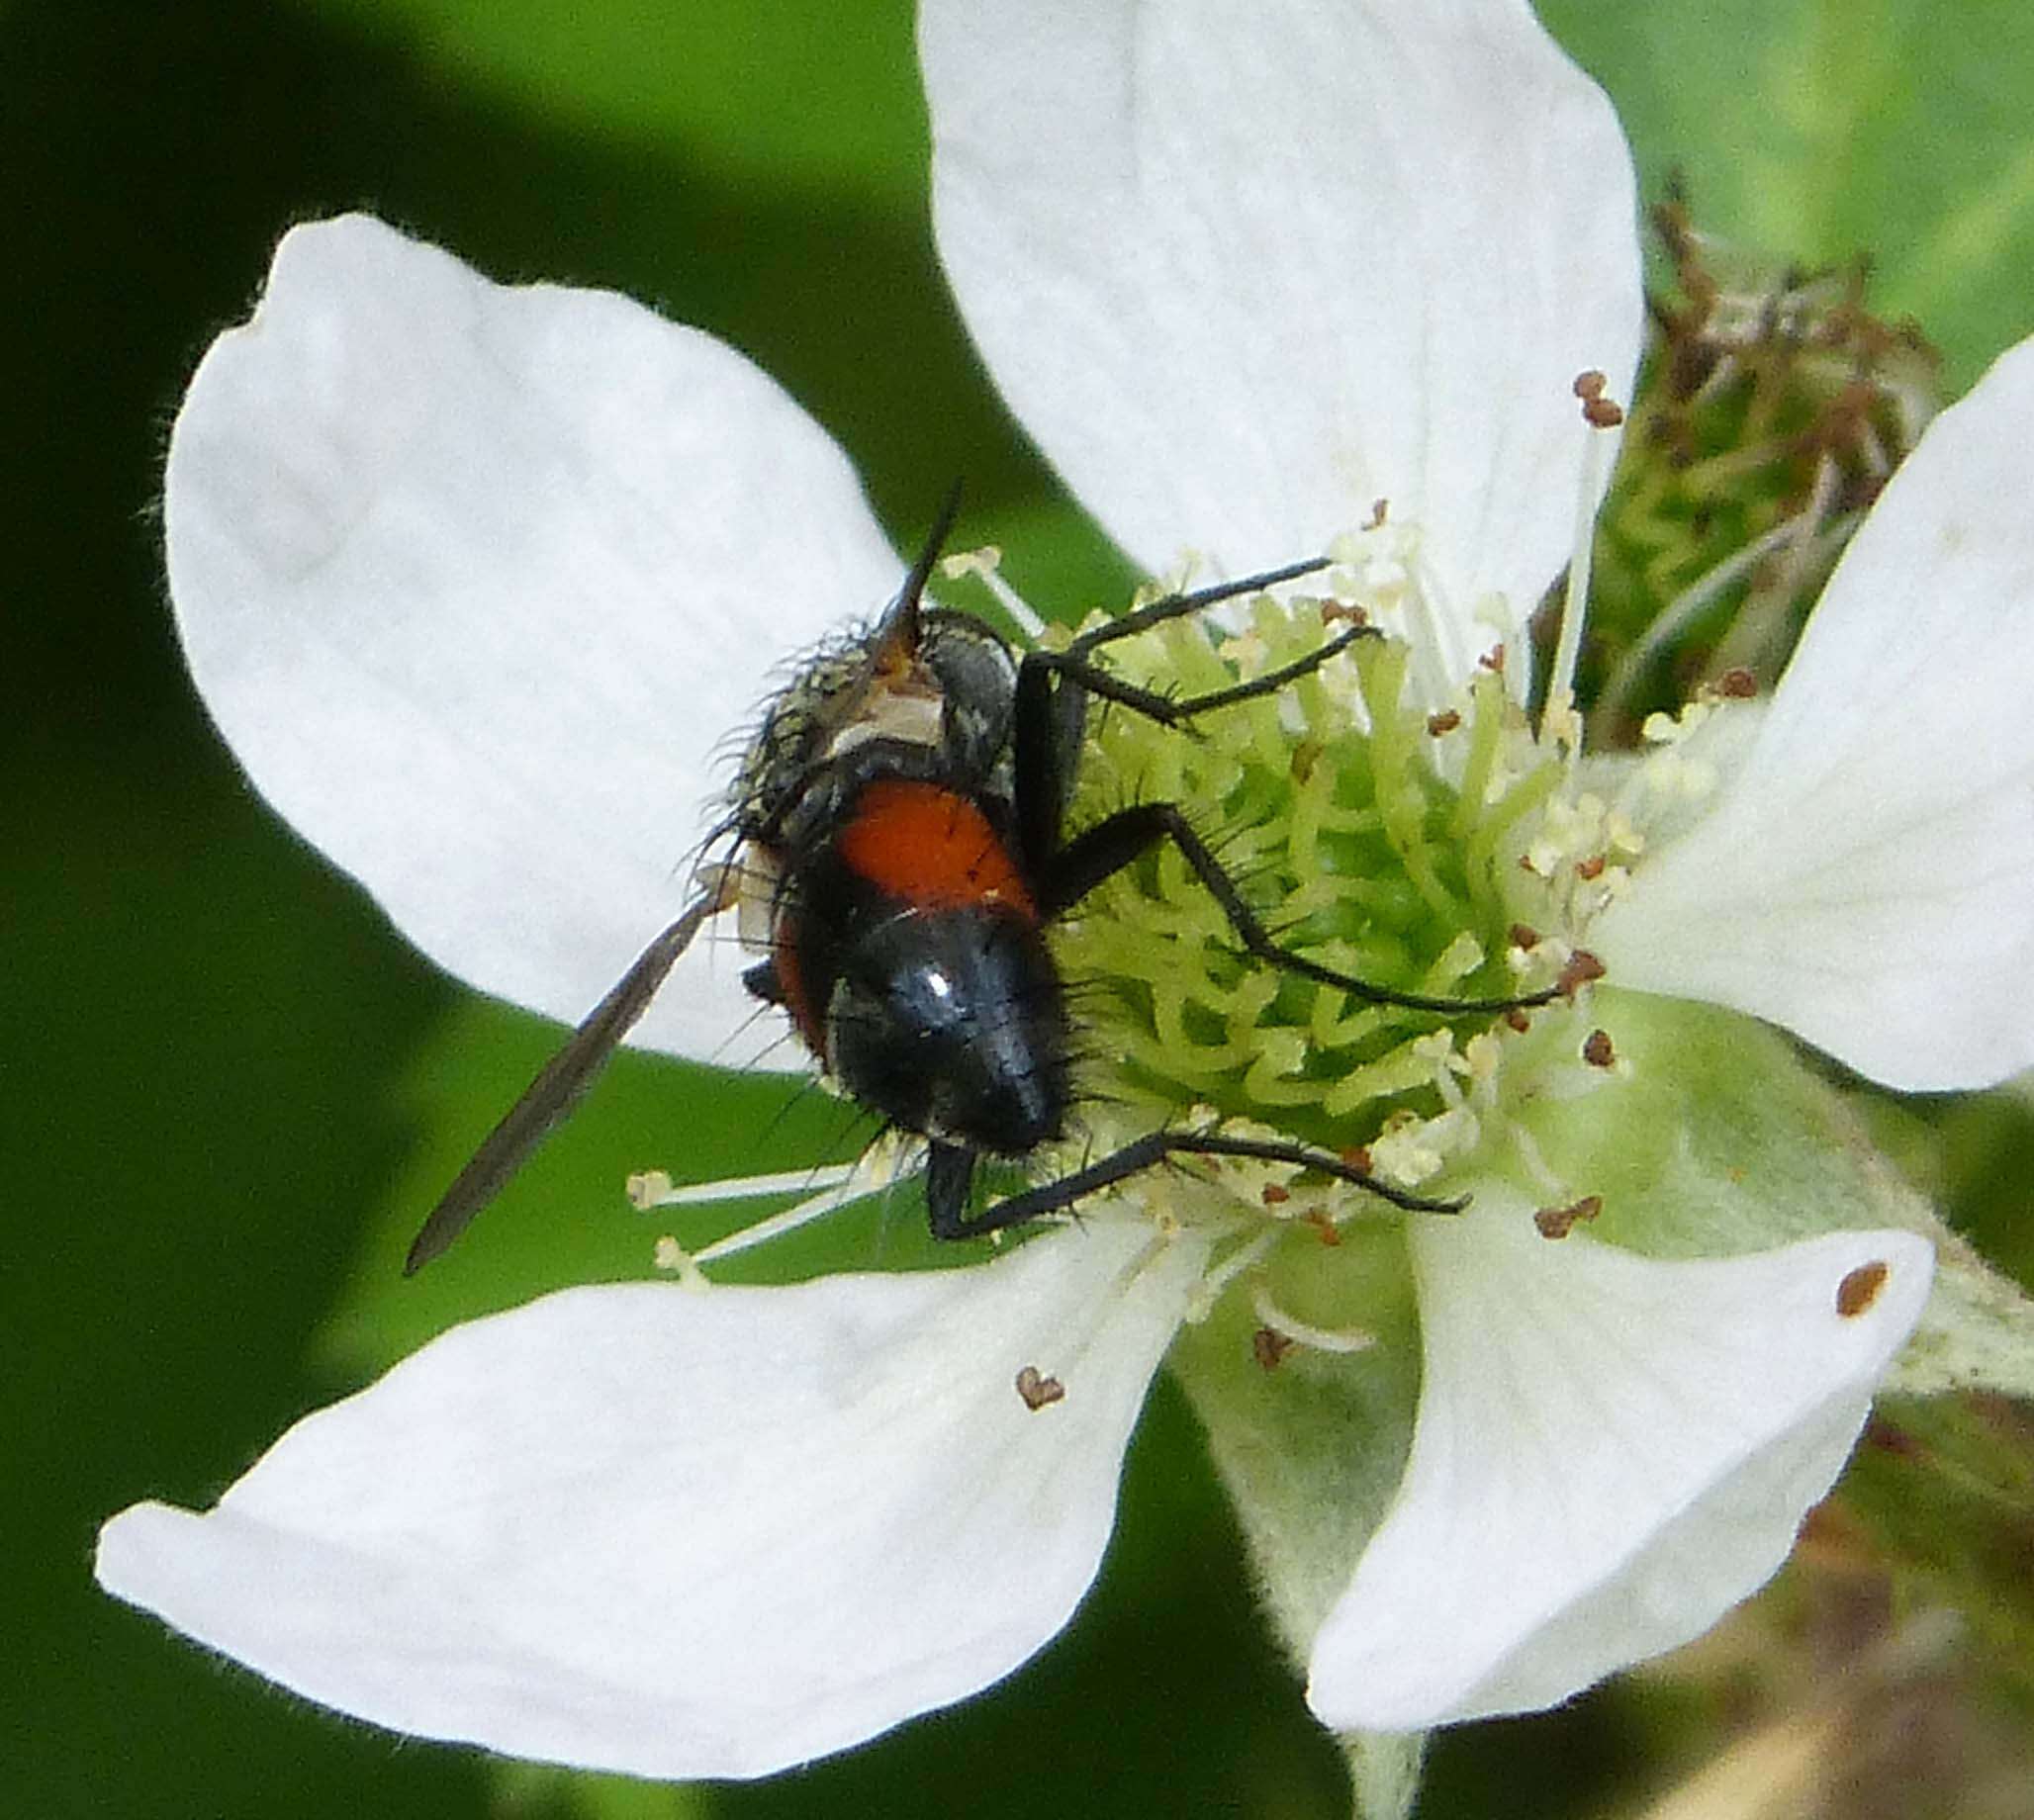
[652,474,1779,1306]
[1041,520,1603,1257]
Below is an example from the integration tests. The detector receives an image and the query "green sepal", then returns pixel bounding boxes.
[1339,1727,1428,1820]
[1886,1223,2034,1402]
[1165,1222,1421,1677]
[1505,987,1940,1258]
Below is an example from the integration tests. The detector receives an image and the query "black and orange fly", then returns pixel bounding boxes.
[405,495,1558,1272]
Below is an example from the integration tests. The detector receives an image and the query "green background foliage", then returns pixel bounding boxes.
[9,3,2030,1815]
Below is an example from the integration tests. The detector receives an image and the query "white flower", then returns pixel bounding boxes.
[98,0,2034,1789]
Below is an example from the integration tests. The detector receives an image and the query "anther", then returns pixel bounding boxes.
[1560,950,1608,995]
[1836,1261,1890,1318]
[1574,368,1626,427]
[1015,1365,1066,1410]
[1252,1326,1297,1370]
[1533,1195,1604,1239]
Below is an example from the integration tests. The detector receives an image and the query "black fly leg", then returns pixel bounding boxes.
[929,1127,1465,1241]
[1011,555,1349,874]
[1041,801,1559,1013]
[1008,588,1371,874]
[1067,556,1333,655]
[1022,623,1376,731]
[1009,562,1562,1017]
[923,1141,984,1241]
[1025,553,1367,732]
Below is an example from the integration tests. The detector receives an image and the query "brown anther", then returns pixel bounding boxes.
[1015,1365,1065,1410]
[1582,395,1626,428]
[1504,1007,1532,1034]
[1260,1182,1291,1207]
[1575,854,1607,881]
[1508,922,1540,951]
[1478,645,1507,673]
[1320,600,1369,627]
[1715,666,1759,698]
[1582,1029,1616,1068]
[1306,1208,1343,1248]
[1340,1145,1374,1174]
[1427,708,1462,736]
[1252,1326,1297,1371]
[1364,497,1390,530]
[1836,1260,1890,1319]
[1517,854,1541,875]
[1559,949,1608,994]
[1573,369,1607,401]
[1533,1194,1604,1239]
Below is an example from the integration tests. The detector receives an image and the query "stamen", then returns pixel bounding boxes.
[940,545,1048,641]
[628,1162,864,1209]
[686,1137,925,1263]
[650,1235,709,1289]
[1506,1121,1568,1196]
[1542,375,1625,762]
[1249,1282,1377,1354]
[1186,1226,1281,1324]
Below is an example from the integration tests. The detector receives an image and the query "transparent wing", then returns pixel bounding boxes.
[405,885,732,1274]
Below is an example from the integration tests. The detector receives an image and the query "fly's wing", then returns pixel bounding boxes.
[404,884,731,1275]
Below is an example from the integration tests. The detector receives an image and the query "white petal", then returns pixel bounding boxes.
[1306,1200,1931,1731]
[1593,334,2034,1089]
[166,215,905,1062]
[922,0,1642,686]
[98,1222,1203,1778]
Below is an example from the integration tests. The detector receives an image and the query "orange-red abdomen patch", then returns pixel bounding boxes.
[770,921,826,1061]
[837,779,1036,919]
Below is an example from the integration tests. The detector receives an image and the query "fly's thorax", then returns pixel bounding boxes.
[730,605,1018,839]
[916,608,1023,783]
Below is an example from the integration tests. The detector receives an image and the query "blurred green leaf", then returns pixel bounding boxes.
[1541,0,2034,387]
[292,0,926,206]
[1844,1393,2034,1711]
[498,1762,712,1820]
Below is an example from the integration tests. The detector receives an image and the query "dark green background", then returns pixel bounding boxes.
[10,3,2032,1815]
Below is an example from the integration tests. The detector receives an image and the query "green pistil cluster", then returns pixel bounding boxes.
[1580,199,1942,742]
[1051,588,1569,1172]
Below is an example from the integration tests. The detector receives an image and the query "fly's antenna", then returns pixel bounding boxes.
[872,479,966,666]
